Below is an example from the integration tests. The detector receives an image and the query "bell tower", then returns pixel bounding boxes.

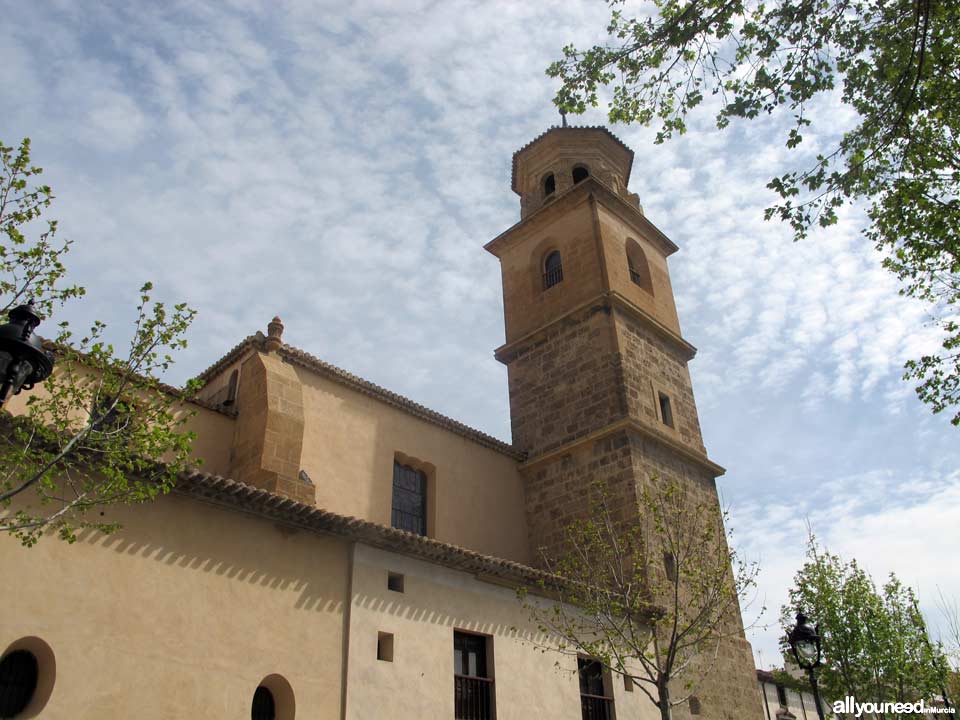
[485,126,763,718]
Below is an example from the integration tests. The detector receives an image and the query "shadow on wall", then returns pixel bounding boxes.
[71,498,345,614]
[350,590,554,649]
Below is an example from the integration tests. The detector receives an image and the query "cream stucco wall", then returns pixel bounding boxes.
[0,491,349,719]
[296,369,531,564]
[344,544,660,720]
[759,679,832,720]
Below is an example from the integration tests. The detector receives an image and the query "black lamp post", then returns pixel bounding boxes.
[0,301,54,408]
[788,611,827,720]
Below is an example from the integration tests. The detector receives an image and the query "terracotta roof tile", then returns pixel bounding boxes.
[195,333,524,460]
[177,469,551,586]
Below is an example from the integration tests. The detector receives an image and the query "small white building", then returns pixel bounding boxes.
[758,669,834,720]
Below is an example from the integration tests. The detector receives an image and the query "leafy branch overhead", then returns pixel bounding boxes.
[0,138,200,545]
[549,0,960,423]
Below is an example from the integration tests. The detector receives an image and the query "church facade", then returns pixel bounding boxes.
[1,127,763,719]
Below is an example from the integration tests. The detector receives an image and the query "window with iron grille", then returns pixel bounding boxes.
[392,461,427,536]
[454,632,493,720]
[578,658,613,720]
[776,684,788,707]
[543,250,563,289]
[0,649,38,718]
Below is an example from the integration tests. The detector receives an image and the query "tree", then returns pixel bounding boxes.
[782,533,952,711]
[0,138,199,546]
[519,479,759,720]
[937,591,960,705]
[548,0,960,424]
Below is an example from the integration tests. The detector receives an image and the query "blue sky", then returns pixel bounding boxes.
[3,0,958,669]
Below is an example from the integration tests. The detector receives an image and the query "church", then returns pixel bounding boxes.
[1,127,764,719]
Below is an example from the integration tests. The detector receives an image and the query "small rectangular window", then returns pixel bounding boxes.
[387,572,405,593]
[623,674,633,692]
[377,632,394,662]
[658,392,674,428]
[776,685,787,707]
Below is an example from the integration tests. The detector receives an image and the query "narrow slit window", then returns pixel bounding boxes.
[224,369,239,406]
[658,392,674,428]
[378,632,394,662]
[663,552,677,582]
[543,250,563,290]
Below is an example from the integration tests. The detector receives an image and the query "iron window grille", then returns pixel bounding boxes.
[543,251,564,289]
[392,461,427,536]
[578,658,613,720]
[454,632,493,720]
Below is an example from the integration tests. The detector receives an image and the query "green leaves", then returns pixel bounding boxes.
[0,137,200,545]
[782,534,952,707]
[0,138,85,318]
[519,477,758,719]
[550,0,960,425]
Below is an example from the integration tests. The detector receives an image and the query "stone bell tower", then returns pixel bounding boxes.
[484,126,763,718]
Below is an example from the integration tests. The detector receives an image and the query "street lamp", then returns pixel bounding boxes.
[788,611,826,720]
[0,301,54,408]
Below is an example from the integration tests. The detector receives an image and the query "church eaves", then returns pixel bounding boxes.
[194,332,524,460]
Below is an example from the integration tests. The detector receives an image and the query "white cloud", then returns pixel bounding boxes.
[2,0,958,674]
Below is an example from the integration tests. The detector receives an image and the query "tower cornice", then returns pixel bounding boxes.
[493,290,697,365]
[485,177,678,259]
[517,416,726,478]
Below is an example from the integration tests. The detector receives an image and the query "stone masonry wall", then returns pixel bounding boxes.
[229,351,315,505]
[615,306,707,454]
[521,429,637,562]
[629,434,764,719]
[508,305,626,457]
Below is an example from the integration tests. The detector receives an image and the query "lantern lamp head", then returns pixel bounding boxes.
[788,611,823,670]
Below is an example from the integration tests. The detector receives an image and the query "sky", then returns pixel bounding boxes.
[2,0,958,670]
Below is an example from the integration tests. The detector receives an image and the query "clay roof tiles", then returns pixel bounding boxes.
[195,333,524,460]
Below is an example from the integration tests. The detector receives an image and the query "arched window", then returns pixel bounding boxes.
[543,173,556,197]
[252,685,276,720]
[0,649,38,718]
[625,239,654,294]
[572,165,590,184]
[543,250,563,289]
